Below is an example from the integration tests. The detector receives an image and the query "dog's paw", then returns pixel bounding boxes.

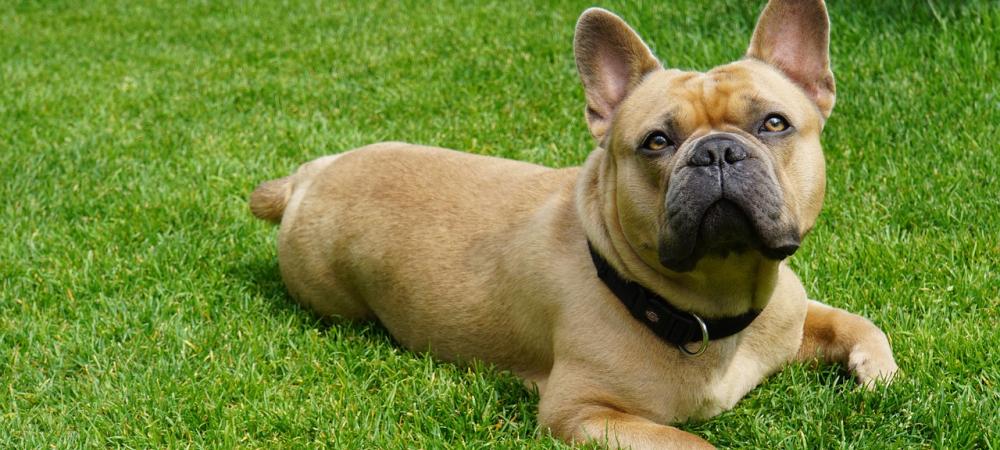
[847,333,898,389]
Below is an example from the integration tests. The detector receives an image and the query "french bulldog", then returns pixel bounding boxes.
[249,1,898,447]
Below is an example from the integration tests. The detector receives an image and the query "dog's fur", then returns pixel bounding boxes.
[250,1,897,447]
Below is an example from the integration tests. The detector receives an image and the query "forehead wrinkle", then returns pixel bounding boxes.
[711,69,754,126]
[668,68,755,131]
[703,76,728,125]
[672,68,747,129]
[675,75,707,129]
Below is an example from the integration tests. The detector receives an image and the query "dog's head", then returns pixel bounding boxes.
[576,0,833,273]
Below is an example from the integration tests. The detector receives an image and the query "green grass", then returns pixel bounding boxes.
[2,0,997,447]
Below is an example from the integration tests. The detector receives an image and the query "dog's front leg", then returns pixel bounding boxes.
[539,390,713,449]
[796,300,899,387]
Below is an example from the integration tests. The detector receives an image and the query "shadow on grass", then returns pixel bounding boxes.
[227,250,543,408]
[226,251,405,344]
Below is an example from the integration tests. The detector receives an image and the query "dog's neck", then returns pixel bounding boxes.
[574,148,780,318]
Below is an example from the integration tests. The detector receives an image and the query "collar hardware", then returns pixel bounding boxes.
[678,313,709,356]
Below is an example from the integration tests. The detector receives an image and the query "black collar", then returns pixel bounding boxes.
[588,242,760,353]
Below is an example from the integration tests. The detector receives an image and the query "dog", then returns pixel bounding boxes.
[249,1,898,447]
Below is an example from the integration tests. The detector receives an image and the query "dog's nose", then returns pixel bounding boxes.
[689,137,747,167]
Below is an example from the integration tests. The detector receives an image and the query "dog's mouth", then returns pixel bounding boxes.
[659,190,800,273]
[698,199,758,252]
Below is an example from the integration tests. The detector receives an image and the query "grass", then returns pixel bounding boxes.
[1,0,997,447]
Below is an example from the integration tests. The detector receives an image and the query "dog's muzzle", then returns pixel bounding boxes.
[658,135,800,272]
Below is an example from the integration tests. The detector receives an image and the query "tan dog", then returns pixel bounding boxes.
[249,1,897,447]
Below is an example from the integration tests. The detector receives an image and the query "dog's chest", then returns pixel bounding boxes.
[650,344,774,422]
[610,305,806,423]
[632,282,807,422]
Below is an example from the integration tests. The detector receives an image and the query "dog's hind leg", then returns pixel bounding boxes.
[251,153,375,321]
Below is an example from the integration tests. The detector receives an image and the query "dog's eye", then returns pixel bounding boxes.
[759,114,791,133]
[641,131,674,154]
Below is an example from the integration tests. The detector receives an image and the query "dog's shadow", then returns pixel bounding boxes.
[227,252,540,381]
[226,253,395,344]
[226,252,544,433]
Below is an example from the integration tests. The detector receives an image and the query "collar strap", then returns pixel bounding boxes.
[588,242,760,351]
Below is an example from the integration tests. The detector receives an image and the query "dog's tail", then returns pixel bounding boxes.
[249,176,292,224]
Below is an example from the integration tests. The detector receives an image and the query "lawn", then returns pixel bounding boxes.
[1,0,997,447]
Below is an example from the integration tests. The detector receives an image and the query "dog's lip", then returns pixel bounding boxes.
[658,250,699,273]
[759,240,800,259]
[659,199,739,272]
[699,199,753,246]
[658,199,800,272]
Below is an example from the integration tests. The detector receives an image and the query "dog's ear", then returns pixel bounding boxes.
[574,8,661,141]
[747,0,836,118]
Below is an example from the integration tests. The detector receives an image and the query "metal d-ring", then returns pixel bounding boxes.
[678,313,709,356]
